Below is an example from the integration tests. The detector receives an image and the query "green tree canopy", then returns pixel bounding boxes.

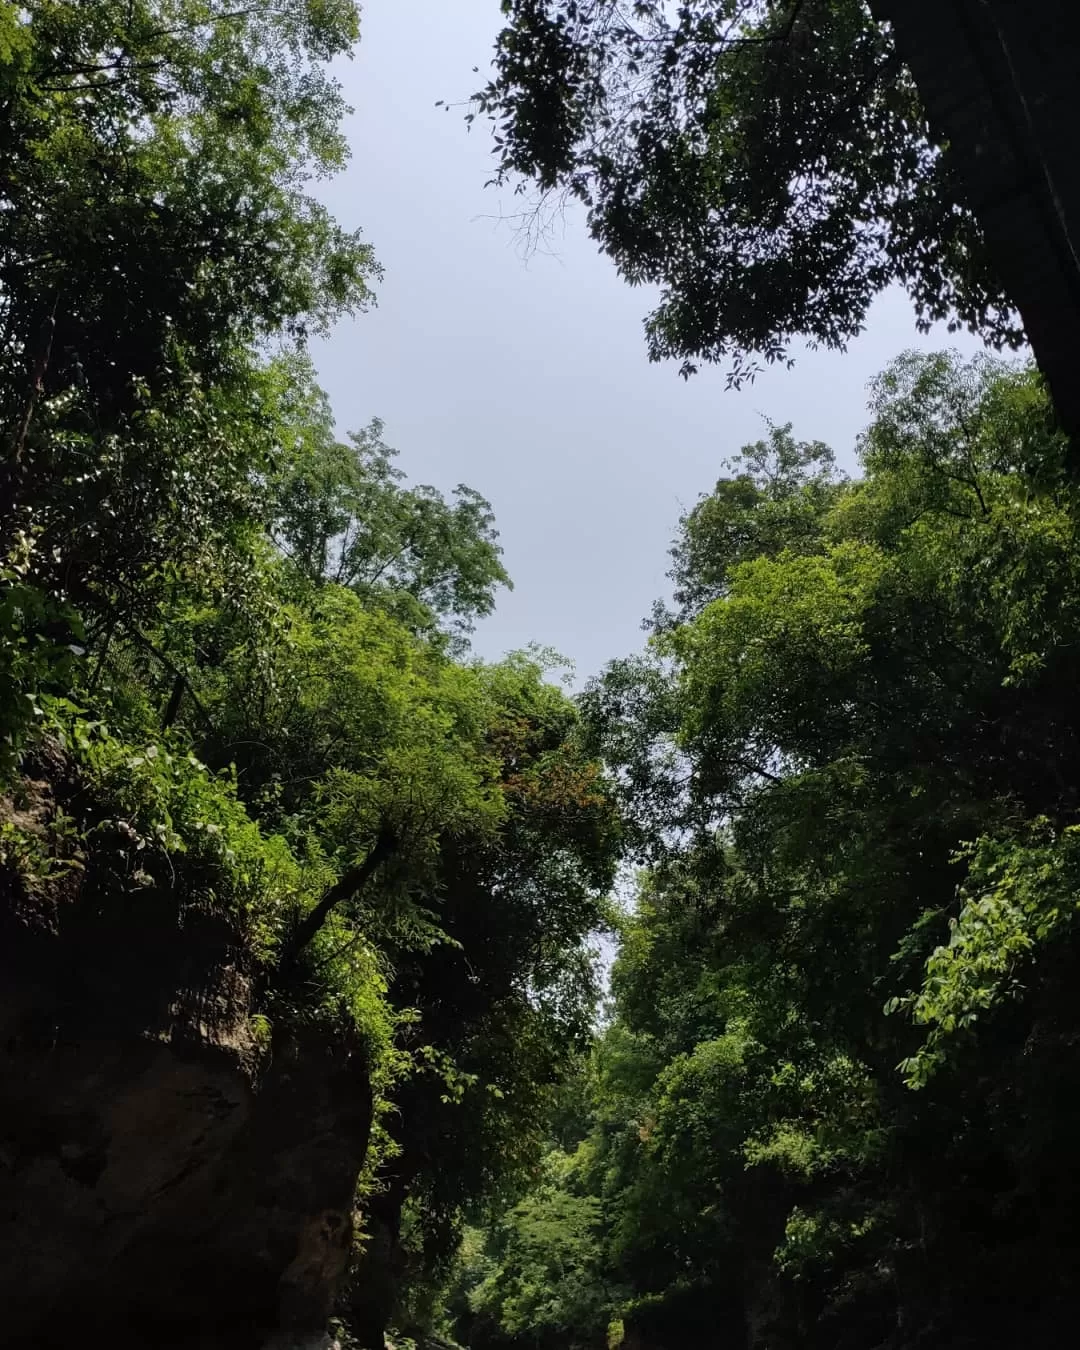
[0,0,378,763]
[458,352,1080,1350]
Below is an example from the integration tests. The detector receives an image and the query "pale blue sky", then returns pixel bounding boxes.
[313,0,985,683]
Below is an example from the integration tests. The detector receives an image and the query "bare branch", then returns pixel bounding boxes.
[273,827,397,981]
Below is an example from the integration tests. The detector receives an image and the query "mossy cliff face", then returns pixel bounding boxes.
[0,763,372,1350]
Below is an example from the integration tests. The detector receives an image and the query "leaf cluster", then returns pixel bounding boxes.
[476,1,1022,383]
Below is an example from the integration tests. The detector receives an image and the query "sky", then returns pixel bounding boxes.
[312,0,985,685]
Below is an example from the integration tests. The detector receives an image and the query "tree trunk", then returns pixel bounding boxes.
[345,1172,410,1349]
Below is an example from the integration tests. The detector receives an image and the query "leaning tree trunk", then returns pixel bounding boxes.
[870,0,1080,456]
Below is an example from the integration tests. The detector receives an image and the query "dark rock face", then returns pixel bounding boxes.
[869,0,1080,451]
[0,774,373,1349]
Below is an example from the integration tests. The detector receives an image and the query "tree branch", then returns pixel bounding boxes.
[274,827,396,982]
[125,626,213,729]
[734,756,783,785]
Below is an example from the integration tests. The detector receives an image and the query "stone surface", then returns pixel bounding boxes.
[0,762,374,1349]
[868,0,1080,449]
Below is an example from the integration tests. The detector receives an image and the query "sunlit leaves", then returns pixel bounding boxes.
[268,354,511,646]
[517,351,1080,1349]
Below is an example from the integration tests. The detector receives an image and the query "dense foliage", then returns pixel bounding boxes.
[6,5,1080,1350]
[474,0,1023,383]
[452,352,1080,1350]
[0,6,618,1347]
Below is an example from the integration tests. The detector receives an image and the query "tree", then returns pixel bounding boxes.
[478,1,1080,449]
[342,654,621,1347]
[2,8,627,1349]
[662,421,845,626]
[1,357,619,1347]
[462,352,1080,1349]
[475,1,1021,388]
[268,355,511,646]
[0,1,378,763]
[1,0,375,485]
[866,0,1080,445]
[454,1147,619,1350]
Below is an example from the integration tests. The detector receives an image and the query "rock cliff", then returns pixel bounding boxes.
[0,753,372,1349]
